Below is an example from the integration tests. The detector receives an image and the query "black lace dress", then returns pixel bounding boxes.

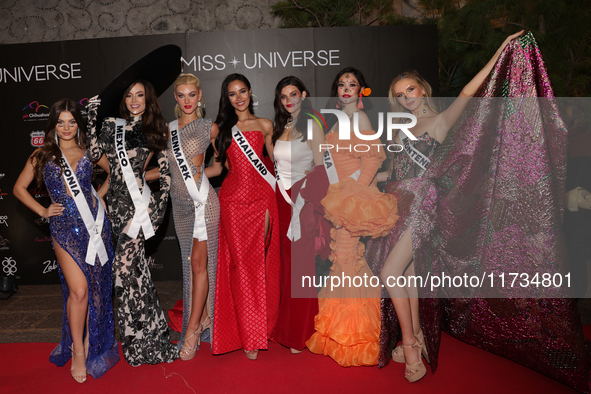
[87,108,179,366]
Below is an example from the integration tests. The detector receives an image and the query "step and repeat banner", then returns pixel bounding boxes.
[0,25,437,285]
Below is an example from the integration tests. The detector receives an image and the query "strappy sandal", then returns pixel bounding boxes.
[403,340,426,383]
[392,330,430,364]
[70,345,87,383]
[180,329,199,361]
[197,316,212,348]
[392,345,405,363]
[244,349,259,360]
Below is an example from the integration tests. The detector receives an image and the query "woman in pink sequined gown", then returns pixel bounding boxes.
[369,32,523,383]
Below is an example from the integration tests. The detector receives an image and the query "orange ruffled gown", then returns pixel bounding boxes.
[306,130,398,366]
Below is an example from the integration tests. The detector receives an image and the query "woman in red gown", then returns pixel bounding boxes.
[211,73,280,360]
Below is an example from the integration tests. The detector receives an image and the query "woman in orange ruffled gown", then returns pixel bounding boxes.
[306,67,398,366]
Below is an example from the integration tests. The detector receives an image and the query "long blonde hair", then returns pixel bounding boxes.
[173,73,204,119]
[388,70,438,114]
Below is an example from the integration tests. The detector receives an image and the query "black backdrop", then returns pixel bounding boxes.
[0,25,437,285]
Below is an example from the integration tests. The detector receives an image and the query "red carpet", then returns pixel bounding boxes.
[0,330,578,394]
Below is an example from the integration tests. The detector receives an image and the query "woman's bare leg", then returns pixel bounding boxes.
[380,230,420,368]
[54,240,88,374]
[182,238,208,353]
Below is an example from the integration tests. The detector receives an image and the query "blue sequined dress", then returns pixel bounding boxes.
[44,153,119,379]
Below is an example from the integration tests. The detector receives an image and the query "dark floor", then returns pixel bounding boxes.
[1,281,591,344]
[0,281,182,343]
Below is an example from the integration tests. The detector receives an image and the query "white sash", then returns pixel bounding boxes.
[323,147,360,184]
[401,134,431,170]
[274,157,304,241]
[274,159,295,207]
[231,126,276,191]
[58,152,109,266]
[169,120,210,241]
[115,118,155,239]
[286,179,306,241]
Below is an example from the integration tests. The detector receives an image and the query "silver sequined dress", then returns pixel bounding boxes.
[167,118,220,350]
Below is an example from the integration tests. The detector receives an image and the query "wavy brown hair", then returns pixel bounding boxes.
[30,99,87,185]
[119,80,168,152]
[272,76,311,145]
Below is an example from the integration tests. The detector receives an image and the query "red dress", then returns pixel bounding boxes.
[212,130,281,354]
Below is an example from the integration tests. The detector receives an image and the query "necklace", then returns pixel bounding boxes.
[285,117,298,129]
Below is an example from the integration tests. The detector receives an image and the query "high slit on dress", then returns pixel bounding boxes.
[212,130,280,354]
[44,154,119,378]
[167,119,220,349]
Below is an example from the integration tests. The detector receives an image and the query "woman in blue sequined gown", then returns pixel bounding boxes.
[14,99,119,383]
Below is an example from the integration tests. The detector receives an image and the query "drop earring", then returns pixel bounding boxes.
[422,95,427,114]
[357,92,364,109]
[55,132,59,146]
[197,101,202,107]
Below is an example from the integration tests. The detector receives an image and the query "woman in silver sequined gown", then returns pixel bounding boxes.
[87,81,179,366]
[14,99,118,382]
[163,74,221,360]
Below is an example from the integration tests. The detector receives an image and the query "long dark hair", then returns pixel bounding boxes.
[326,67,370,130]
[119,80,168,152]
[30,99,87,185]
[272,76,312,145]
[214,73,254,165]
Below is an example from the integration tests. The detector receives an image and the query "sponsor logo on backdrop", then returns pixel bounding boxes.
[147,256,163,271]
[0,216,7,226]
[182,50,340,72]
[1,63,81,84]
[0,189,7,200]
[35,236,52,242]
[152,235,177,242]
[0,235,10,251]
[23,101,50,121]
[0,174,5,179]
[42,259,58,274]
[35,217,50,225]
[2,257,17,276]
[29,186,49,199]
[30,131,45,147]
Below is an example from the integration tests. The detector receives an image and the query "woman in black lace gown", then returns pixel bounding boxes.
[87,80,179,366]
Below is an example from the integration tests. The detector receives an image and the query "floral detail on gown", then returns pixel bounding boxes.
[87,108,179,366]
